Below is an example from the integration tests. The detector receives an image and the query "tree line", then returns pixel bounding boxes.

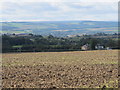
[2,33,119,53]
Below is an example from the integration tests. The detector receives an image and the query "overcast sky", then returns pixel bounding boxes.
[0,0,118,22]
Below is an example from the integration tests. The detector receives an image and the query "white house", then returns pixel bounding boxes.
[81,44,90,50]
[95,44,105,50]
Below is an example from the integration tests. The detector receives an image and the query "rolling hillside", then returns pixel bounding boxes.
[1,21,118,37]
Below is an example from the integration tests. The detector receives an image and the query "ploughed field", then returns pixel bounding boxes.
[2,50,119,88]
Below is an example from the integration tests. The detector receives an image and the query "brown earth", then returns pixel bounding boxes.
[2,50,119,88]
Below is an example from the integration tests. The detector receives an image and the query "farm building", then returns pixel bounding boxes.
[106,47,112,50]
[95,44,105,50]
[81,44,90,50]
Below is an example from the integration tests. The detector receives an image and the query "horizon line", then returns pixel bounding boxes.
[0,20,118,22]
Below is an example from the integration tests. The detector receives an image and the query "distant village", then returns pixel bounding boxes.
[1,32,120,38]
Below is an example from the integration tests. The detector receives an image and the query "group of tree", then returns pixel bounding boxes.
[2,33,119,53]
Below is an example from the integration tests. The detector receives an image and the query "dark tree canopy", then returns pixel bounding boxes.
[2,33,119,53]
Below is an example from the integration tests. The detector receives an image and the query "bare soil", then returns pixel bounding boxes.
[2,50,119,88]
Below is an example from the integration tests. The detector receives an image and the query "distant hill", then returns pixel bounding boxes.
[0,21,118,37]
